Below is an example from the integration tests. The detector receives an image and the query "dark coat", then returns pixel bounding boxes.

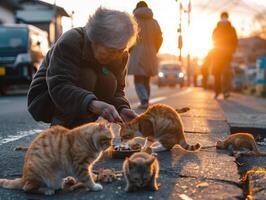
[212,21,238,53]
[212,21,238,74]
[28,27,130,128]
[127,7,163,76]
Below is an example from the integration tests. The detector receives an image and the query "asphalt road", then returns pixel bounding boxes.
[0,80,195,200]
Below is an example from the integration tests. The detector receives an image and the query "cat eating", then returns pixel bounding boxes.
[120,104,201,152]
[123,151,159,192]
[0,122,114,195]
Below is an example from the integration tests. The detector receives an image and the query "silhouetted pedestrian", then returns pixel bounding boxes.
[127,1,163,109]
[212,11,237,99]
[201,50,213,89]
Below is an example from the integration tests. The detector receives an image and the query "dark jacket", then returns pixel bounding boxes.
[211,21,238,74]
[28,27,130,128]
[212,21,238,54]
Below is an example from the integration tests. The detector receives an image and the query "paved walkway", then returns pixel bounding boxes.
[2,87,266,200]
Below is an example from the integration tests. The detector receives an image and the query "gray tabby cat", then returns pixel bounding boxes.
[122,151,159,192]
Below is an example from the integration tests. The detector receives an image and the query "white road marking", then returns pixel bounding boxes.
[0,129,42,145]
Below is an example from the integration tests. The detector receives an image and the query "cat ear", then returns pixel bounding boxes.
[127,158,136,167]
[146,155,156,165]
[139,118,154,136]
[142,146,153,154]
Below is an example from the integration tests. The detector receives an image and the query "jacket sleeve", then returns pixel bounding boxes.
[153,20,163,53]
[231,27,238,52]
[109,53,130,112]
[46,31,97,117]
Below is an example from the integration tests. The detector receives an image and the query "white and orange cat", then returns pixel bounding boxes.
[0,121,114,195]
[216,132,266,156]
[120,104,201,152]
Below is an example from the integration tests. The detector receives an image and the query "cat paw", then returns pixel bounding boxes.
[62,176,76,186]
[91,183,103,191]
[150,184,159,191]
[44,189,55,195]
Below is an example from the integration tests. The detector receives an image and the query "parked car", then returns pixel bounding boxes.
[0,24,49,95]
[157,61,185,87]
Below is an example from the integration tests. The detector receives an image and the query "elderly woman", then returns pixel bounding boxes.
[27,7,138,128]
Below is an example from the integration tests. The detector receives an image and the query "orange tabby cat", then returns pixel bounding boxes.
[123,151,159,192]
[0,122,114,195]
[216,132,266,156]
[120,104,201,152]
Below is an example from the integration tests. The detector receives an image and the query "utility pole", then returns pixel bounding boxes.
[185,0,191,85]
[177,1,183,62]
[176,0,192,85]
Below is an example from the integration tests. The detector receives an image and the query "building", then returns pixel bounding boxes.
[16,0,70,45]
[234,36,266,65]
[0,0,69,45]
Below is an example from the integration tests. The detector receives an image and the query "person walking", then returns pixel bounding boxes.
[27,7,138,128]
[212,11,238,99]
[127,1,163,109]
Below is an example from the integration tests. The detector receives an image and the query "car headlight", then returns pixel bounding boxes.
[178,72,184,78]
[158,72,164,77]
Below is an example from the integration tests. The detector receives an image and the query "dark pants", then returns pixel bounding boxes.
[214,68,232,95]
[134,75,150,105]
[212,49,233,95]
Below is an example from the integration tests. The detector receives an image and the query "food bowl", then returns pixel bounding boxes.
[108,143,141,159]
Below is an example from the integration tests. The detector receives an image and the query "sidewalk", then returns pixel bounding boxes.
[217,92,266,200]
[3,87,265,200]
[94,87,244,200]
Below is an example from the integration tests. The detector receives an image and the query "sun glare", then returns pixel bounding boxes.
[43,0,266,59]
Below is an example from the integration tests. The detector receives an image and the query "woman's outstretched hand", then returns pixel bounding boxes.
[119,108,138,123]
[89,100,123,123]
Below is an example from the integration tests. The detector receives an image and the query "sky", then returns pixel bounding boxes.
[42,0,266,58]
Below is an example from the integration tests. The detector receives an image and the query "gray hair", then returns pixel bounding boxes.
[86,7,138,49]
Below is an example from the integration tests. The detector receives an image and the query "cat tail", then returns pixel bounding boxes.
[176,107,190,113]
[0,178,23,189]
[179,140,201,152]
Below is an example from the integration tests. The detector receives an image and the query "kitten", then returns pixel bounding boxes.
[95,168,117,183]
[216,132,266,156]
[0,122,114,195]
[123,151,159,192]
[120,104,200,152]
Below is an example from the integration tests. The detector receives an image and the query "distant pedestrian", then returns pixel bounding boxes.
[27,7,138,128]
[212,11,238,99]
[127,1,163,109]
[201,50,213,89]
